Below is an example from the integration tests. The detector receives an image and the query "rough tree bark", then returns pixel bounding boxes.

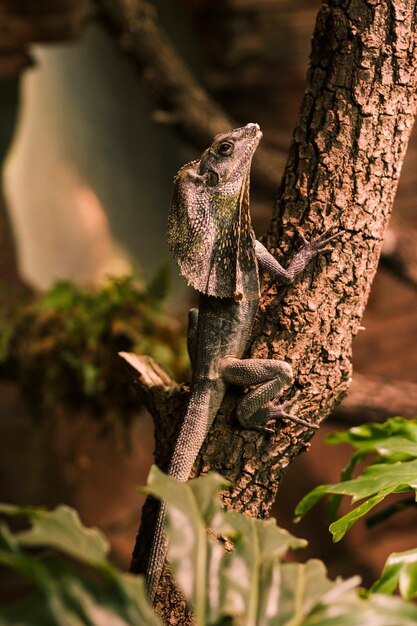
[124,1,417,623]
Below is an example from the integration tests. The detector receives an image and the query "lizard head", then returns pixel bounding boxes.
[198,123,263,188]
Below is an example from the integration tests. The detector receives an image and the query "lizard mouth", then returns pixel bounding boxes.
[245,122,263,140]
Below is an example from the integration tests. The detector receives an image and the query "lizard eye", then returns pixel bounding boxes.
[206,170,219,187]
[217,141,233,156]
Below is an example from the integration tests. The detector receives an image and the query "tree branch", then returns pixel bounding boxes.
[94,0,285,193]
[332,372,417,424]
[380,221,417,291]
[216,0,417,517]
[0,0,85,77]
[122,1,417,622]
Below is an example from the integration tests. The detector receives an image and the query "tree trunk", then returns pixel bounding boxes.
[126,1,417,622]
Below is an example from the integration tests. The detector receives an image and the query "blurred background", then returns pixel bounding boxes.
[1,0,417,586]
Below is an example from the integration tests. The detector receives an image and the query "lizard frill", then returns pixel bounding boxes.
[168,168,260,301]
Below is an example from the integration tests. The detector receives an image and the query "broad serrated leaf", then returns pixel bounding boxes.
[0,504,109,566]
[60,572,163,626]
[326,417,417,446]
[0,566,162,626]
[0,523,50,586]
[258,560,353,626]
[146,468,309,626]
[367,593,417,625]
[295,459,417,541]
[371,548,417,600]
[0,508,162,626]
[145,465,230,625]
[303,592,417,626]
[220,512,306,625]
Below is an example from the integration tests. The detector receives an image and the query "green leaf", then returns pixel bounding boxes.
[0,504,109,566]
[329,458,417,499]
[145,465,230,625]
[303,592,417,626]
[220,512,307,625]
[0,523,49,585]
[146,467,309,625]
[261,561,358,626]
[371,548,417,600]
[0,506,162,626]
[328,488,394,542]
[295,447,417,540]
[326,418,417,449]
[294,485,327,522]
[33,281,78,312]
[0,563,162,626]
[366,594,417,626]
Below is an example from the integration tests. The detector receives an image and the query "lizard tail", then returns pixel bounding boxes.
[146,382,225,601]
[146,500,168,602]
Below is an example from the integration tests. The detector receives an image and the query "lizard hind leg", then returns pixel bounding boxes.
[219,357,294,431]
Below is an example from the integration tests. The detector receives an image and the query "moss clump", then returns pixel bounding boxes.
[0,270,188,420]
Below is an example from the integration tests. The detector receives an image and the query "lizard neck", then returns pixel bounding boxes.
[168,168,260,300]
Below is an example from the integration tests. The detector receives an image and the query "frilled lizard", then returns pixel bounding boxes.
[136,123,338,601]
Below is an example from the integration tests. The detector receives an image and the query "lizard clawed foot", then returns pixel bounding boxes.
[297,227,343,254]
[268,403,319,430]
[310,228,343,251]
[238,405,276,433]
[239,402,318,432]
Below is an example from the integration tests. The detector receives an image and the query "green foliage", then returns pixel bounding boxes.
[146,467,308,625]
[2,470,417,625]
[371,548,417,600]
[0,272,189,418]
[0,504,162,626]
[294,417,417,542]
[0,504,109,566]
[146,466,417,626]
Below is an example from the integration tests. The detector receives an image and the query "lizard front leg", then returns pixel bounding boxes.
[254,229,340,284]
[219,357,314,431]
